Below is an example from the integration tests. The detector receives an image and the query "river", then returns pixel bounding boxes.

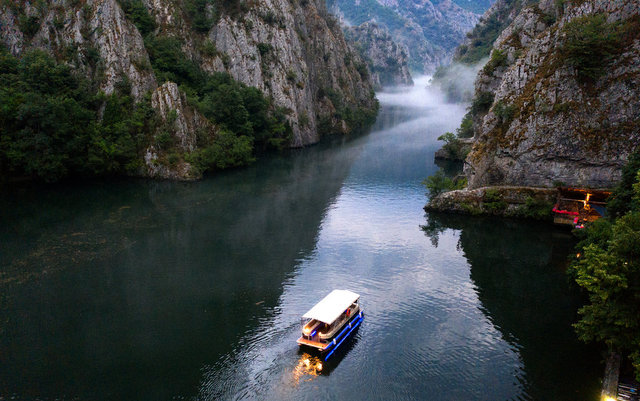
[0,77,601,400]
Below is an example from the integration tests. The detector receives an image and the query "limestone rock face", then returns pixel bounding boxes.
[151,82,209,153]
[144,82,211,180]
[86,0,158,99]
[1,0,156,100]
[464,0,640,189]
[0,9,24,54]
[209,1,377,147]
[344,22,413,88]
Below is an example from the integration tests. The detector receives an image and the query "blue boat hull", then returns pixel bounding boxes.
[316,310,364,361]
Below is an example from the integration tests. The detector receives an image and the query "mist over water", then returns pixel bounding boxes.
[0,80,600,400]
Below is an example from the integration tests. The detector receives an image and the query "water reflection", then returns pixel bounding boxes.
[0,139,365,399]
[293,353,324,383]
[0,79,601,400]
[423,211,602,400]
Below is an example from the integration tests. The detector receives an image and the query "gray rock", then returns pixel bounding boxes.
[464,0,640,189]
[151,82,209,153]
[425,186,557,217]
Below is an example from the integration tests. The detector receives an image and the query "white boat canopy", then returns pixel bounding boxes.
[302,289,360,325]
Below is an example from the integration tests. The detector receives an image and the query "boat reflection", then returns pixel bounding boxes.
[292,352,324,384]
[293,332,360,381]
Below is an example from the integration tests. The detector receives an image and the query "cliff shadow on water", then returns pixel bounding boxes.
[0,138,364,399]
[422,211,602,400]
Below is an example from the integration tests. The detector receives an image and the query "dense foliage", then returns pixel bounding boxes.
[455,6,509,65]
[117,0,156,36]
[0,47,155,182]
[117,2,290,174]
[184,0,218,32]
[608,153,640,219]
[572,155,640,381]
[0,33,291,182]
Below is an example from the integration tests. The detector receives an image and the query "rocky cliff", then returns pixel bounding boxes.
[462,0,640,189]
[328,0,485,73]
[0,0,378,179]
[344,22,413,88]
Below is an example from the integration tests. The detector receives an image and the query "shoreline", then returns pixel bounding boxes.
[424,186,557,220]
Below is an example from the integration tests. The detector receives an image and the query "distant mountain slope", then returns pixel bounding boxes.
[344,22,413,88]
[329,0,493,73]
[454,0,538,65]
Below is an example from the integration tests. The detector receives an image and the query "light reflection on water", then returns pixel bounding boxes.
[0,79,600,400]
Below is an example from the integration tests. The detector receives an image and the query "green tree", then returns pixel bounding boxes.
[0,47,155,182]
[456,112,474,138]
[607,152,640,219]
[422,169,465,198]
[118,0,156,36]
[437,131,469,160]
[187,130,255,171]
[572,162,640,381]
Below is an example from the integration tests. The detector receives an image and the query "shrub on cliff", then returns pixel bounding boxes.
[482,49,508,75]
[117,0,156,36]
[471,91,494,116]
[483,188,507,213]
[457,112,474,138]
[562,14,622,83]
[437,132,469,160]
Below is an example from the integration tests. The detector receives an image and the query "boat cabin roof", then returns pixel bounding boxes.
[302,289,360,324]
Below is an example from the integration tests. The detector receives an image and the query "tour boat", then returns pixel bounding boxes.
[297,289,364,361]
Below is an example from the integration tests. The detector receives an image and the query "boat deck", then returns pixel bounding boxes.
[297,337,329,350]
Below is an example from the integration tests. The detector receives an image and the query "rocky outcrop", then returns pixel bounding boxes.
[329,0,484,73]
[344,22,413,88]
[1,0,378,179]
[425,186,556,218]
[143,82,212,180]
[463,0,640,189]
[151,82,209,153]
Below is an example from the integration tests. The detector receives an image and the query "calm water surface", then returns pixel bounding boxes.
[0,78,601,400]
